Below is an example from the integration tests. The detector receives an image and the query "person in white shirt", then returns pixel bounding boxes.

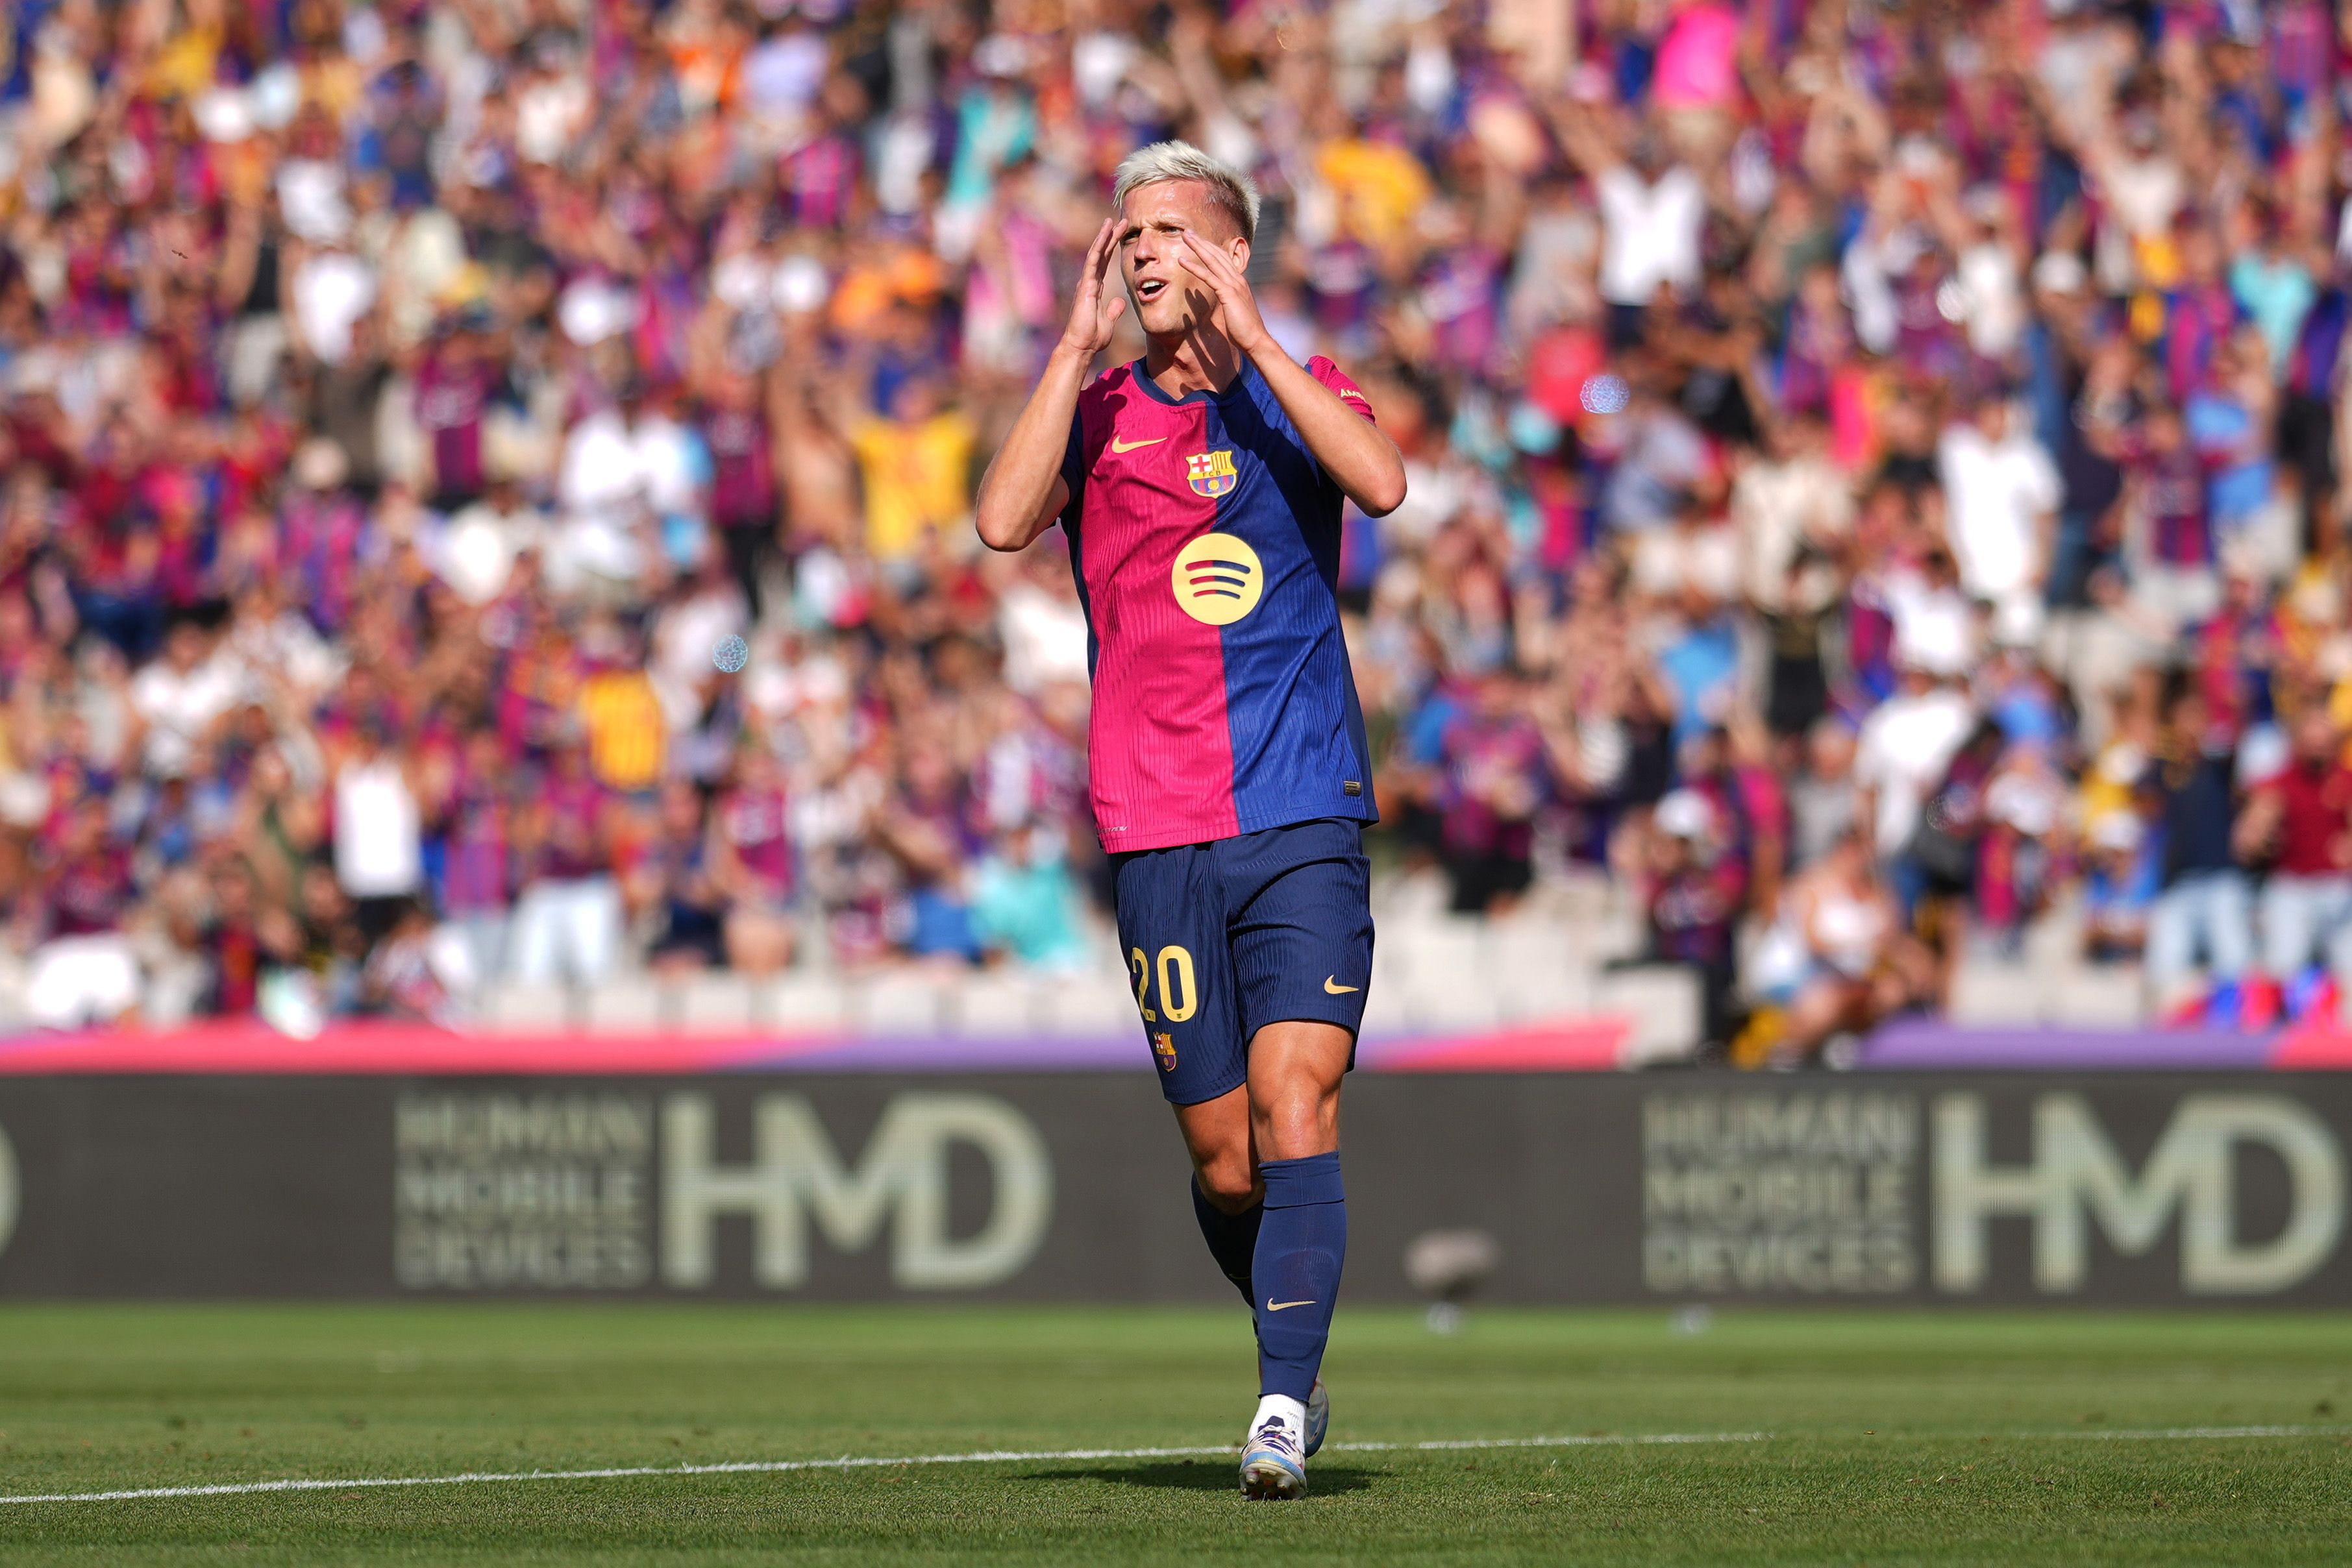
[433,476,543,606]
[127,617,242,781]
[554,378,705,594]
[286,243,377,366]
[1731,415,1855,612]
[1556,108,1705,332]
[1854,645,1978,863]
[332,717,423,953]
[1937,395,2061,638]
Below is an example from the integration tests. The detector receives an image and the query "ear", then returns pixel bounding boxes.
[1230,235,1252,270]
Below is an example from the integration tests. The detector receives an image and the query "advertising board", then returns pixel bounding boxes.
[0,1075,2344,1305]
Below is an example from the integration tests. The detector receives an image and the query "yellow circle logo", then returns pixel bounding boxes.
[1170,533,1264,626]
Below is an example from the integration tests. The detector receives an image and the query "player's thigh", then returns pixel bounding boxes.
[1246,1020,1354,1159]
[1226,819,1376,1047]
[1110,842,1244,1107]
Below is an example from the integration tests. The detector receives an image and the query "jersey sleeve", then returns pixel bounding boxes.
[1308,356,1379,424]
[1056,402,1087,535]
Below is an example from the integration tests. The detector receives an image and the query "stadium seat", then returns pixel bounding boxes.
[1381,916,1489,990]
[1392,971,1502,1033]
[950,972,1048,1036]
[1565,913,1645,965]
[1354,983,1412,1039]
[673,972,755,1033]
[1595,967,1703,1066]
[2049,967,2147,1029]
[584,977,665,1033]
[1040,972,1137,1036]
[855,977,951,1036]
[1947,960,2049,1025]
[1484,919,1568,983]
[480,982,575,1033]
[760,977,850,1035]
[1494,963,1595,1023]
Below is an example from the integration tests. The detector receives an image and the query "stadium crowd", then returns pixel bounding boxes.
[5,0,2352,1055]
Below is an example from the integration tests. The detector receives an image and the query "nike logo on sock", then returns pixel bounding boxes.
[1265,1299,1317,1312]
[1323,977,1358,994]
[1109,435,1165,453]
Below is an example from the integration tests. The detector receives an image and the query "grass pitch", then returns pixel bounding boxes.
[0,1305,2347,1565]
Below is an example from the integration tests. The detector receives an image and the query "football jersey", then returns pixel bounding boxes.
[1059,356,1380,852]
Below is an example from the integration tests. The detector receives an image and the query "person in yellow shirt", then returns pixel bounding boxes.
[1315,136,1433,252]
[848,375,979,564]
[576,622,666,798]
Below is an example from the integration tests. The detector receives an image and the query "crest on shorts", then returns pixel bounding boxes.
[1153,1032,1178,1072]
[1185,450,1238,498]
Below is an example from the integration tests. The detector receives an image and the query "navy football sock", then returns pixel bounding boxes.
[1252,1152,1346,1402]
[1190,1176,1263,1307]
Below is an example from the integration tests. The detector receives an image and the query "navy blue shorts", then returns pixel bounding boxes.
[1109,817,1375,1106]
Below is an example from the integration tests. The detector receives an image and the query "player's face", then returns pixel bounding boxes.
[1116,180,1244,339]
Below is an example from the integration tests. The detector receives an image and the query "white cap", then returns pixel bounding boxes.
[1655,789,1714,842]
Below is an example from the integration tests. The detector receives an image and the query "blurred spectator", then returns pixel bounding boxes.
[2083,809,2160,964]
[1750,827,1918,1062]
[1785,719,1859,872]
[972,822,1087,970]
[636,778,727,975]
[2143,678,2253,1011]
[1642,789,1742,1049]
[508,735,619,986]
[27,798,138,1028]
[2236,705,2352,1016]
[360,896,460,1024]
[330,715,422,950]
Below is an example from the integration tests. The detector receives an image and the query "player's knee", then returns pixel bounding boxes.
[1195,1158,1261,1214]
[1252,1089,1338,1162]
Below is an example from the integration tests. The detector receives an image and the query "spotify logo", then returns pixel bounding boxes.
[1170,533,1264,626]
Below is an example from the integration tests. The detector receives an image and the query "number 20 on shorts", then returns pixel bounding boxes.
[1130,946,1197,1023]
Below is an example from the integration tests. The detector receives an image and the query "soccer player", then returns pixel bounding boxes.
[975,141,1405,1499]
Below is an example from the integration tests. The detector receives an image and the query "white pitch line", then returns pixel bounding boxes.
[2045,1424,2351,1441]
[2,1423,2338,1508]
[0,1432,1768,1506]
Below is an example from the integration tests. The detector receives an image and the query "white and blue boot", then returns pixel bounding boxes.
[1239,1394,1309,1499]
[1304,1377,1330,1458]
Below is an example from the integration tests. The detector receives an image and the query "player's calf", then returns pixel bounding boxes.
[1190,1173,1262,1306]
[1250,1152,1346,1401]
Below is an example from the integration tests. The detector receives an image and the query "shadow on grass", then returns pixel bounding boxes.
[1019,1462,1377,1496]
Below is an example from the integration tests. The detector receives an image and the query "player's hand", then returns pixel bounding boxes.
[1058,218,1127,358]
[1178,229,1270,358]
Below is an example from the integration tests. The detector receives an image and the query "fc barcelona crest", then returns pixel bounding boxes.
[1153,1032,1178,1072]
[1186,450,1239,498]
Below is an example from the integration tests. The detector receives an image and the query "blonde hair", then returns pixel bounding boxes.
[1110,140,1261,245]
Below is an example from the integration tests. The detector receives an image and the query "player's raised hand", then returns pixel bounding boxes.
[1059,218,1128,358]
[1178,229,1270,358]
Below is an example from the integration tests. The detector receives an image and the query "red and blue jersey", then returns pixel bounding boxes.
[1059,356,1380,853]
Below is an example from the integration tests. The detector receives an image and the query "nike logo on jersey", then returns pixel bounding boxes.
[1324,977,1359,994]
[1109,435,1166,453]
[1266,1299,1317,1312]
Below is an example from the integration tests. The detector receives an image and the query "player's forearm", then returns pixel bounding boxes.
[1249,347,1407,517]
[975,344,1091,552]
